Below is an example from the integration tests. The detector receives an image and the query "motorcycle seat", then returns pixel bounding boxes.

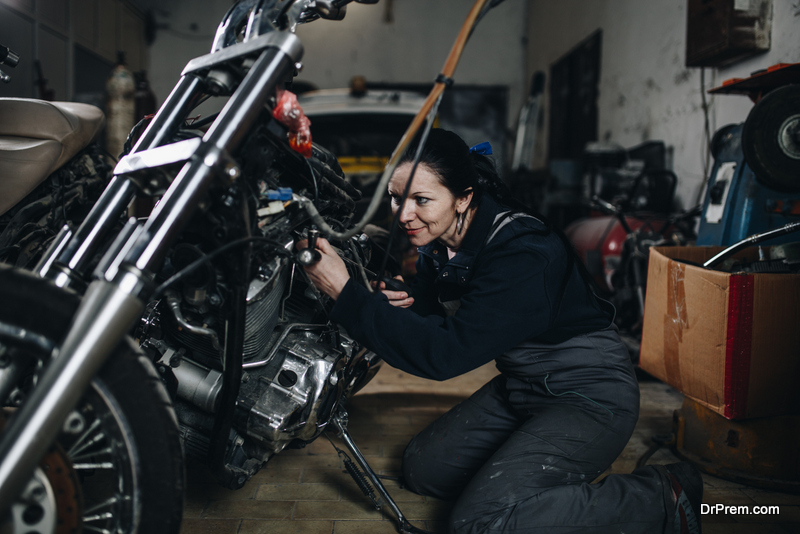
[0,98,105,216]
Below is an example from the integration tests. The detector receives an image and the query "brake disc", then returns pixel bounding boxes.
[1,411,81,534]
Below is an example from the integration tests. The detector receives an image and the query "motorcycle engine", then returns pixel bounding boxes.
[138,220,380,484]
[140,243,379,472]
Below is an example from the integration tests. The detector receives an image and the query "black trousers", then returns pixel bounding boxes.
[401,331,678,533]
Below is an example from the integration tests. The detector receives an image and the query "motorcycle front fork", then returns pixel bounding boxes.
[331,409,433,534]
[0,32,303,515]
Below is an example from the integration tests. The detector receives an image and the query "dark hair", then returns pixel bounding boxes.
[398,128,512,208]
[398,128,606,299]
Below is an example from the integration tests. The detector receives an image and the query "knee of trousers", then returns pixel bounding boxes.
[449,496,501,534]
[401,437,429,495]
[401,435,457,498]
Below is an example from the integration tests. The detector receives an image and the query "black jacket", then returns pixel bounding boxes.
[329,195,614,381]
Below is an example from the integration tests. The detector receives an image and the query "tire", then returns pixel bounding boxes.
[0,265,185,534]
[741,84,800,193]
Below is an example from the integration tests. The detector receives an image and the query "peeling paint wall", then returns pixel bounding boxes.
[526,0,800,208]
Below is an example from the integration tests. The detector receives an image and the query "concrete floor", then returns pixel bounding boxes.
[180,363,800,534]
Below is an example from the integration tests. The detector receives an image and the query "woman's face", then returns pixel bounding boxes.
[388,162,471,247]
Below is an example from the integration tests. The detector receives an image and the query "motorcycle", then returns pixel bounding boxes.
[0,0,507,530]
[566,162,699,360]
[0,0,458,532]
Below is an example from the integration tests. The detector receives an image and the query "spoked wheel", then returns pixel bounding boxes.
[0,266,184,533]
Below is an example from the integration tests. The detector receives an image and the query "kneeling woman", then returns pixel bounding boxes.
[301,129,702,534]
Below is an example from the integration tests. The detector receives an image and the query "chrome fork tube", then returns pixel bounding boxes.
[127,45,297,273]
[0,34,302,515]
[131,74,205,153]
[40,74,205,287]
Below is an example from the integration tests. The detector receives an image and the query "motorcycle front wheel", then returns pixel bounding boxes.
[0,266,184,534]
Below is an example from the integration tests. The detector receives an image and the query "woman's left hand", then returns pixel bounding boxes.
[296,237,351,300]
[371,276,414,308]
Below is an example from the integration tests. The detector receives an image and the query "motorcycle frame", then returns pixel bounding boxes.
[0,22,304,513]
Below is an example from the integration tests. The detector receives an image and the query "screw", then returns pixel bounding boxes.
[226,164,240,181]
[62,412,85,435]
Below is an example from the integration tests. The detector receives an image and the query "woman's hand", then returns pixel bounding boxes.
[372,275,414,308]
[296,237,350,300]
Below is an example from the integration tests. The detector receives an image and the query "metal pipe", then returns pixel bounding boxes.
[242,323,319,369]
[703,221,800,269]
[131,74,204,154]
[41,74,205,285]
[33,225,72,278]
[91,217,141,280]
[128,40,300,274]
[165,290,222,352]
[46,176,136,286]
[208,249,248,489]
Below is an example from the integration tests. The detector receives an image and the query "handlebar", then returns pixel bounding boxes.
[1,45,19,68]
[0,45,19,84]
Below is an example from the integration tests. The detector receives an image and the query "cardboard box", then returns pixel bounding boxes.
[639,246,800,420]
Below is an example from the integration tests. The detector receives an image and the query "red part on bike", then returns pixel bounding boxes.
[272,89,313,158]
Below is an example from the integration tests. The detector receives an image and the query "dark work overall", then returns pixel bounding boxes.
[329,196,681,533]
[402,327,679,534]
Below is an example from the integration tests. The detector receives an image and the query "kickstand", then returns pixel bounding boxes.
[329,409,433,534]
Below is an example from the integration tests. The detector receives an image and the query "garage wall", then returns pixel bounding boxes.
[0,0,146,101]
[146,0,528,128]
[525,0,800,208]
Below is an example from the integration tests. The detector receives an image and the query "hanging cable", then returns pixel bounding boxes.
[375,94,442,280]
[305,157,319,203]
[695,67,714,206]
[152,235,292,297]
[297,0,496,241]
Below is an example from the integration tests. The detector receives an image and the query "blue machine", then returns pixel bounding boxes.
[697,123,800,246]
[697,81,800,246]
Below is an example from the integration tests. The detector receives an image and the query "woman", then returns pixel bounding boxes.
[301,129,702,534]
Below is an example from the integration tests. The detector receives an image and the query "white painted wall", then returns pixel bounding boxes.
[146,0,232,104]
[147,0,528,130]
[526,0,800,208]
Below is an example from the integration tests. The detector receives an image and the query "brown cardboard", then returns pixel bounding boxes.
[639,246,800,420]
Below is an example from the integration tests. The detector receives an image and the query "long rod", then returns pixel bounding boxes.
[703,222,800,269]
[43,74,205,285]
[299,0,491,241]
[127,46,297,274]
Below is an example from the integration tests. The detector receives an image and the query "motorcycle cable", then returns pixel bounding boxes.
[305,157,319,202]
[372,94,442,296]
[152,235,292,298]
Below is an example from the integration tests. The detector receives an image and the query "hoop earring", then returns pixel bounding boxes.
[456,211,466,235]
